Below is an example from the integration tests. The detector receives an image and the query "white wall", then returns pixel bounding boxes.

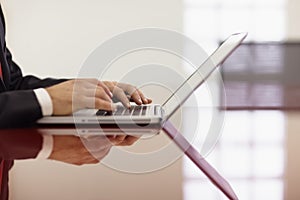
[2,0,183,78]
[1,1,184,200]
[287,0,300,40]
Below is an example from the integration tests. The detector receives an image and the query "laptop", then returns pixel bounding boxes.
[38,33,247,200]
[38,32,247,135]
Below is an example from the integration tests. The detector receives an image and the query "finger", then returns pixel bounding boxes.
[119,83,143,105]
[113,135,126,145]
[118,83,151,105]
[137,90,152,104]
[108,135,126,146]
[138,90,152,104]
[101,81,116,91]
[97,81,113,98]
[106,135,114,142]
[128,95,152,104]
[147,98,153,103]
[130,90,143,105]
[112,86,131,108]
[96,88,112,102]
[116,135,140,146]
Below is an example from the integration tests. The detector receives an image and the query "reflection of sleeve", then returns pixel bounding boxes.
[0,129,43,160]
[36,134,53,159]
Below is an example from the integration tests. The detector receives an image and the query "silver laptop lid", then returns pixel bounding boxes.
[162,33,247,121]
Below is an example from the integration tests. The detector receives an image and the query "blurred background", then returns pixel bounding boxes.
[2,0,300,199]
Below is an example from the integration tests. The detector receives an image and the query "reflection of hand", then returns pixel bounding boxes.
[46,79,114,116]
[48,135,140,166]
[103,81,152,108]
[108,135,140,146]
[48,135,110,165]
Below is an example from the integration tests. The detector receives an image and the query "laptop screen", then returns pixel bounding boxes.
[162,33,247,120]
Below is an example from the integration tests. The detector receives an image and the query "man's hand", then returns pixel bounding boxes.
[103,81,152,108]
[46,79,152,115]
[46,79,113,115]
[48,135,139,166]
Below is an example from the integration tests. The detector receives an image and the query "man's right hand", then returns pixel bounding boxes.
[46,79,114,116]
[46,79,152,116]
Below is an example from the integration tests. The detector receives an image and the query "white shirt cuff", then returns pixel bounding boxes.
[34,88,53,116]
[36,134,53,159]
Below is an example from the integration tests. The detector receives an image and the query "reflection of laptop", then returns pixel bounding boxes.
[38,33,247,132]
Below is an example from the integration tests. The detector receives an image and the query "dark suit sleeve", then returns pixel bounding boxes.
[0,129,43,160]
[0,90,43,128]
[0,48,68,128]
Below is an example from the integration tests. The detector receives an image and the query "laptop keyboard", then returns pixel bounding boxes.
[96,105,149,116]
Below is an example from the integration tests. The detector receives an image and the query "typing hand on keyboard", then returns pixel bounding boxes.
[102,81,152,109]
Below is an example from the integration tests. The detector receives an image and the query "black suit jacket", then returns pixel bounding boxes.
[0,4,66,200]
